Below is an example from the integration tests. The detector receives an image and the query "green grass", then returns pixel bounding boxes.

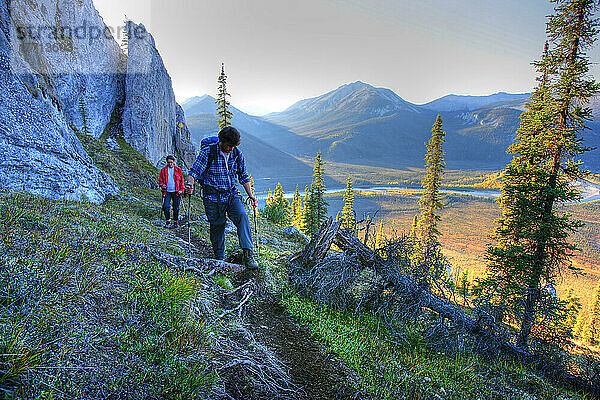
[0,189,219,398]
[282,294,589,400]
[4,130,598,398]
[0,132,309,398]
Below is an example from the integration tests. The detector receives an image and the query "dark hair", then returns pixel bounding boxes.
[218,126,241,146]
[166,155,175,162]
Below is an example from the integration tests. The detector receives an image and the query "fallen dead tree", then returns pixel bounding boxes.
[287,218,599,397]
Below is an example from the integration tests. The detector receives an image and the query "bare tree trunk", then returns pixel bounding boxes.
[287,219,598,395]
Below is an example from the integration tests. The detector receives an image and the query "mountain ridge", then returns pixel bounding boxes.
[182,82,600,179]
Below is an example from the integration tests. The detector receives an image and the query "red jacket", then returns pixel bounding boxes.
[159,165,185,194]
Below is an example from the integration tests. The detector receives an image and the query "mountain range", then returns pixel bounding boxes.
[183,82,600,191]
[181,96,321,192]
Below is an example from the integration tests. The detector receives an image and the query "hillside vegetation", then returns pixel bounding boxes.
[0,133,595,399]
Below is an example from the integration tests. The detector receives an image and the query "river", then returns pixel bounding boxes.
[254,182,600,206]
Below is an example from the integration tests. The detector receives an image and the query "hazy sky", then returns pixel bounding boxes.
[94,0,600,115]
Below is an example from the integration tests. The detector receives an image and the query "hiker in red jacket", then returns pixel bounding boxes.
[159,155,185,228]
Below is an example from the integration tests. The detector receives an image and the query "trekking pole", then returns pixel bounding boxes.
[253,203,260,257]
[185,184,192,259]
[160,193,165,221]
[244,196,260,257]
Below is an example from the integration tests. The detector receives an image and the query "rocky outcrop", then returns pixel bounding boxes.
[175,104,197,168]
[0,0,196,203]
[7,0,126,138]
[123,22,196,169]
[0,0,117,203]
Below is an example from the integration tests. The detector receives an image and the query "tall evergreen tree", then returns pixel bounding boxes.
[300,185,311,234]
[341,175,356,231]
[304,151,328,236]
[249,174,255,197]
[363,214,372,246]
[485,0,599,349]
[375,219,385,249]
[409,215,419,238]
[417,114,446,246]
[216,63,233,130]
[291,185,303,229]
[459,271,470,307]
[584,282,600,344]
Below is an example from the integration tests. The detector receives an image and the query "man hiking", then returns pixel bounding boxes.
[159,155,184,228]
[185,126,259,269]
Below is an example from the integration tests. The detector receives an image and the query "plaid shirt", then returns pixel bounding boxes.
[189,144,250,203]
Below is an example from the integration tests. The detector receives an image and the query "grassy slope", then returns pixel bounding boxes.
[0,132,592,399]
[0,133,300,398]
[0,134,218,398]
[282,296,584,400]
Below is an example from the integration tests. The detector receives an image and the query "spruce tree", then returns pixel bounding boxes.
[341,175,356,231]
[585,283,600,344]
[291,185,303,229]
[409,215,419,238]
[263,183,290,225]
[417,114,446,246]
[300,185,311,234]
[375,219,385,249]
[304,151,328,236]
[216,63,233,130]
[363,214,372,246]
[486,0,599,349]
[249,174,255,197]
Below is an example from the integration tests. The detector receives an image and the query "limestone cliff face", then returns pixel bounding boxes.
[123,22,196,169]
[7,0,126,138]
[0,0,118,203]
[175,104,197,169]
[0,0,196,203]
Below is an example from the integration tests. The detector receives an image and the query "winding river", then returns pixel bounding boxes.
[255,182,600,206]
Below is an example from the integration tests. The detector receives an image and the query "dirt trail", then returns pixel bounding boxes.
[170,221,364,400]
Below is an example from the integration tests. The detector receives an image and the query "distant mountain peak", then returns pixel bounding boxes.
[343,80,372,89]
[421,92,530,112]
[182,94,214,107]
[275,81,418,119]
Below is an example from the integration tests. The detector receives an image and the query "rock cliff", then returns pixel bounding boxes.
[123,21,196,169]
[0,0,196,203]
[0,0,118,203]
[8,0,126,138]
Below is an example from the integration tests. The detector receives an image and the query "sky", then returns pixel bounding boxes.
[93,0,600,115]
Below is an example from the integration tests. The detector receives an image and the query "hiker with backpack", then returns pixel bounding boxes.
[159,155,185,228]
[185,127,259,269]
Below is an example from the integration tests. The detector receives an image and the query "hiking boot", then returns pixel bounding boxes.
[243,249,259,269]
[164,220,171,228]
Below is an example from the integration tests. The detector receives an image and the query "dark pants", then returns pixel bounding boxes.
[162,192,181,221]
[203,195,253,260]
